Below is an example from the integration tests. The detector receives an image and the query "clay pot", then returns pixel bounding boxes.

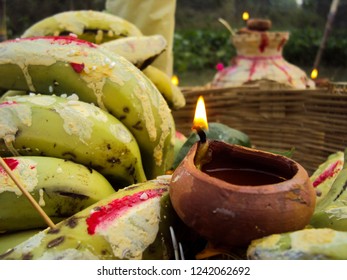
[169,140,316,248]
[211,23,315,89]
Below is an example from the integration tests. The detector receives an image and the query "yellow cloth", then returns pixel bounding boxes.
[105,0,176,76]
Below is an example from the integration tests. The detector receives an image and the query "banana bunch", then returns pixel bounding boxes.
[0,156,115,232]
[0,35,175,180]
[0,94,146,187]
[0,175,200,260]
[20,9,186,111]
[0,11,189,259]
[310,150,344,205]
[310,169,347,231]
[307,150,347,231]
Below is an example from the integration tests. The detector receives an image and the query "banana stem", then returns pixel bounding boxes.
[4,139,20,156]
[0,157,57,230]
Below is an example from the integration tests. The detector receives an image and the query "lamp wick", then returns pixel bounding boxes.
[195,127,207,144]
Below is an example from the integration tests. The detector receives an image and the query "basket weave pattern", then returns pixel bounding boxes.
[173,85,347,175]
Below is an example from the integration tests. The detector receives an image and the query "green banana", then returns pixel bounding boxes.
[142,65,186,110]
[310,151,344,205]
[0,156,116,232]
[101,34,167,69]
[0,94,146,187]
[247,228,347,260]
[0,175,199,260]
[21,10,142,43]
[314,168,347,211]
[310,205,347,231]
[310,168,347,231]
[0,229,40,255]
[0,36,175,179]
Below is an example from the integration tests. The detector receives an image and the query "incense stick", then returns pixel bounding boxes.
[0,157,56,230]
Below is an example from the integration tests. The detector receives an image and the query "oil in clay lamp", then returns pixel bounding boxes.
[169,96,316,249]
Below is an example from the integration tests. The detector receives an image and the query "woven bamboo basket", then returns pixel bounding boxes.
[173,83,347,175]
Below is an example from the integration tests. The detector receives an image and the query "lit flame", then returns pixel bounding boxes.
[311,68,318,80]
[171,75,179,86]
[242,12,250,21]
[193,96,208,130]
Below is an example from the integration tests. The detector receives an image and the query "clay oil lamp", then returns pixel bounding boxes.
[169,96,316,249]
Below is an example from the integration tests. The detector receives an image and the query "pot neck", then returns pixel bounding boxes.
[232,31,289,57]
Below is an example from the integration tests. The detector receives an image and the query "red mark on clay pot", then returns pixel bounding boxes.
[248,60,257,80]
[277,38,287,51]
[259,33,269,53]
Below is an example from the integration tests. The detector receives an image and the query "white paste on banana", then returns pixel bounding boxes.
[0,157,38,195]
[24,95,56,106]
[54,100,109,144]
[95,197,161,259]
[109,124,132,144]
[0,102,32,143]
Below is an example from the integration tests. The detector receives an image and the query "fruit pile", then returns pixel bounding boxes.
[0,10,193,260]
[1,10,347,260]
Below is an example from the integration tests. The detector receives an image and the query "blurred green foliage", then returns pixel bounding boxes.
[173,30,235,72]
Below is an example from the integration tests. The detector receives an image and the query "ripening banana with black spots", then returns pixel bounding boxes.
[0,156,115,232]
[21,10,143,44]
[0,36,175,179]
[0,175,199,260]
[0,94,146,187]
